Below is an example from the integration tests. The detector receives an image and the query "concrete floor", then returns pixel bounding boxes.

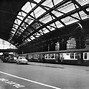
[0,62,89,89]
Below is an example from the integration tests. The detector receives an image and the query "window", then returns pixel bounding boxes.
[70,53,74,58]
[84,53,87,59]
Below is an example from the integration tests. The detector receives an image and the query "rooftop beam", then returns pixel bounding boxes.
[23,4,89,41]
[11,0,46,41]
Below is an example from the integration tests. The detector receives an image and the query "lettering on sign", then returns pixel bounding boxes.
[0,78,25,88]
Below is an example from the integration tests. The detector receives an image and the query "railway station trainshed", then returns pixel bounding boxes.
[1,1,89,89]
[0,0,89,53]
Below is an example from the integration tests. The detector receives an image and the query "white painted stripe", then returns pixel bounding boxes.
[0,71,61,89]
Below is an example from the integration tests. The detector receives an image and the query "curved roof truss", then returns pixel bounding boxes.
[9,0,89,47]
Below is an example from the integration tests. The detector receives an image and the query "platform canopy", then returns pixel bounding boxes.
[0,0,89,48]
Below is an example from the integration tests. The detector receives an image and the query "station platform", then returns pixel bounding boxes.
[0,62,89,89]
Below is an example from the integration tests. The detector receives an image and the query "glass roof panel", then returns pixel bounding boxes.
[18,11,27,19]
[16,32,21,36]
[71,13,81,20]
[52,10,63,17]
[21,2,32,13]
[30,36,35,40]
[32,33,40,38]
[57,2,75,14]
[30,12,35,17]
[24,40,28,43]
[32,22,42,29]
[42,0,53,8]
[11,30,15,34]
[61,16,78,25]
[34,7,46,18]
[38,30,44,35]
[13,24,19,29]
[11,0,89,45]
[34,32,41,37]
[25,16,33,21]
[27,15,34,20]
[12,28,16,32]
[31,3,36,8]
[79,11,89,20]
[17,15,23,21]
[34,0,41,3]
[14,19,22,25]
[21,23,28,29]
[50,23,57,28]
[26,27,34,34]
[55,21,64,28]
[39,14,53,23]
[19,27,25,32]
[42,28,50,34]
[25,18,34,25]
[26,38,31,42]
[54,0,63,5]
[76,0,89,6]
[0,39,17,49]
[47,26,55,31]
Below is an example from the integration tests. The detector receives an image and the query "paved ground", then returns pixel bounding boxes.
[0,62,89,89]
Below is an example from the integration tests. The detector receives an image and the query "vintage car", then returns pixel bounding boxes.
[16,56,28,64]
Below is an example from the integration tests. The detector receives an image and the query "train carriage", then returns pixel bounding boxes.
[44,53,58,62]
[20,49,89,65]
[59,52,82,64]
[26,54,33,61]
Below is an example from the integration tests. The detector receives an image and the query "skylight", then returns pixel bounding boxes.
[40,14,53,23]
[0,39,17,49]
[76,0,89,6]
[17,11,27,20]
[10,0,89,47]
[42,0,54,8]
[22,2,32,13]
[34,7,46,18]
[61,16,79,25]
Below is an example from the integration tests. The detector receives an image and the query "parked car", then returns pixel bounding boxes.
[16,56,28,64]
[13,56,18,62]
[7,55,16,63]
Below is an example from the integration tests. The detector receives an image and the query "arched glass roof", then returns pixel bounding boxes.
[9,0,89,47]
[0,39,16,49]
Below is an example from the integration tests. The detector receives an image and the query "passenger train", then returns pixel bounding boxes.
[19,49,89,65]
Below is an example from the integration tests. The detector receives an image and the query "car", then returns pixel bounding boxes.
[16,56,28,64]
[6,55,16,63]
